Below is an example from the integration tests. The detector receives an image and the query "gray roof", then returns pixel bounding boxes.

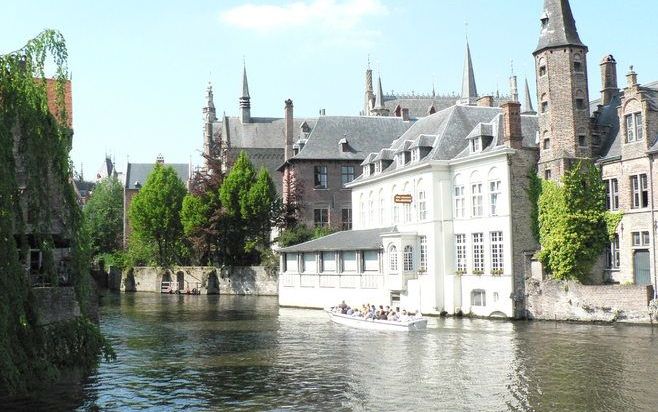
[217,116,317,150]
[278,226,397,252]
[125,163,190,190]
[288,116,412,161]
[356,104,539,182]
[535,0,585,54]
[382,94,512,119]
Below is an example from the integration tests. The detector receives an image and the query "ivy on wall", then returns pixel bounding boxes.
[535,161,615,282]
[0,30,113,395]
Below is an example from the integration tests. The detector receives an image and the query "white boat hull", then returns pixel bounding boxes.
[326,310,428,331]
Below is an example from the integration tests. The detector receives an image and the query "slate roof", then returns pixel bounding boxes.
[382,95,512,119]
[355,104,539,183]
[125,163,190,190]
[288,116,412,161]
[278,226,397,252]
[535,0,585,53]
[217,116,317,149]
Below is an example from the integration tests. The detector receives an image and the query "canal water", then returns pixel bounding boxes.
[6,293,658,411]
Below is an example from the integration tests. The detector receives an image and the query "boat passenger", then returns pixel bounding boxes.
[399,310,410,322]
[346,307,354,316]
[387,310,399,321]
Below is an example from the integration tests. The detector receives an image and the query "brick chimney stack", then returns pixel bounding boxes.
[284,99,294,161]
[476,96,494,107]
[401,108,410,121]
[501,101,522,149]
[600,55,618,106]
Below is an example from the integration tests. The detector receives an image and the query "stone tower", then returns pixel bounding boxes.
[202,82,218,162]
[600,55,618,106]
[239,63,251,124]
[364,63,375,116]
[533,0,591,179]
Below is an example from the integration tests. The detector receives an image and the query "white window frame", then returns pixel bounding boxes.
[418,191,427,221]
[472,233,484,273]
[403,245,414,272]
[419,236,427,272]
[490,231,503,272]
[471,183,483,217]
[454,185,465,218]
[489,180,501,216]
[389,245,398,271]
[456,234,467,273]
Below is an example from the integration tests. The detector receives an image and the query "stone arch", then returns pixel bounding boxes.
[489,311,507,318]
[469,170,482,183]
[487,167,500,181]
[622,97,641,114]
[206,270,219,295]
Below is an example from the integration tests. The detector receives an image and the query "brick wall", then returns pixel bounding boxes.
[525,278,653,323]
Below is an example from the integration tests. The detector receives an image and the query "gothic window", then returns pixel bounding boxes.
[606,234,620,269]
[631,174,649,209]
[604,178,619,211]
[626,112,644,142]
[489,180,501,216]
[314,208,328,227]
[341,208,352,230]
[418,190,427,221]
[471,182,483,217]
[378,190,385,225]
[341,165,355,186]
[543,138,550,149]
[314,165,328,189]
[545,169,552,180]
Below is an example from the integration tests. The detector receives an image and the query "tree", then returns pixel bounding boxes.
[129,164,187,266]
[244,167,277,250]
[537,162,609,281]
[83,177,123,257]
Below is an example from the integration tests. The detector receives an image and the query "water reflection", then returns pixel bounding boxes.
[4,293,658,411]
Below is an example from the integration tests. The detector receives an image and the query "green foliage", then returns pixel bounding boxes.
[605,211,624,240]
[0,30,110,396]
[181,194,210,237]
[129,164,188,266]
[278,224,315,247]
[220,151,256,219]
[537,162,609,281]
[84,177,123,257]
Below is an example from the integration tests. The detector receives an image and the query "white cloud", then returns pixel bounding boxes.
[220,0,388,46]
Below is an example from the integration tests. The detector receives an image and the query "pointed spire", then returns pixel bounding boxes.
[203,81,217,123]
[509,61,519,103]
[535,0,586,54]
[239,61,251,123]
[459,41,478,105]
[522,78,536,114]
[371,75,389,116]
[241,61,250,99]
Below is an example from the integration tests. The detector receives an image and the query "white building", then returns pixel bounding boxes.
[279,45,539,318]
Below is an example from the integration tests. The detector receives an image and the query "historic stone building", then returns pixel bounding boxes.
[533,0,656,290]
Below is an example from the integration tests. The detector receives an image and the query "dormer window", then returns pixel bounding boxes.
[369,163,375,175]
[626,112,643,143]
[471,138,482,153]
[540,13,549,30]
[411,149,419,162]
[375,162,381,173]
[404,152,411,164]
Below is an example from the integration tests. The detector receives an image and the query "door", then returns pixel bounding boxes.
[633,249,651,285]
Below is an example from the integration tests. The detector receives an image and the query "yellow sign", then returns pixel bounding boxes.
[394,194,412,204]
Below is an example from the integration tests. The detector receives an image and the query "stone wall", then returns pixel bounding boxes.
[121,266,277,296]
[525,278,654,323]
[32,287,81,326]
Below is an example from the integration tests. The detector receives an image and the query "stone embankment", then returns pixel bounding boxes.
[101,266,278,296]
[525,279,656,323]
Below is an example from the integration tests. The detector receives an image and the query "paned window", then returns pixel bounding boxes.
[341,166,355,186]
[472,233,484,272]
[418,191,427,221]
[489,180,501,216]
[411,149,419,162]
[419,236,427,271]
[471,138,482,153]
[403,245,414,271]
[626,112,644,142]
[341,208,352,230]
[490,231,504,272]
[631,231,650,247]
[314,208,328,228]
[404,202,412,223]
[314,165,328,189]
[455,234,467,272]
[342,251,357,272]
[389,245,398,271]
[606,235,620,269]
[472,183,483,217]
[321,252,336,272]
[631,174,649,209]
[454,185,465,218]
[605,179,619,211]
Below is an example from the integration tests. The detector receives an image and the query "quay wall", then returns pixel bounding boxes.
[120,266,277,296]
[525,279,655,323]
[32,287,81,326]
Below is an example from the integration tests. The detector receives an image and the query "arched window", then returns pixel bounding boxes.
[368,192,374,226]
[575,89,585,110]
[403,245,414,271]
[470,171,483,217]
[453,174,465,218]
[378,189,385,225]
[488,167,501,216]
[391,185,399,224]
[360,193,366,226]
[418,190,427,221]
[538,57,547,77]
[389,245,398,271]
[573,53,583,72]
[541,93,549,113]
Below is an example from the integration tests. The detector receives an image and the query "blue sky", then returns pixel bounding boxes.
[1,0,657,178]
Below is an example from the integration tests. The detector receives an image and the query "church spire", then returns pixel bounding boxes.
[239,61,251,123]
[535,0,585,54]
[371,75,389,116]
[522,78,536,114]
[459,41,478,105]
[203,81,217,122]
[203,82,218,163]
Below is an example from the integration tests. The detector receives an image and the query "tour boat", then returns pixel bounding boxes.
[325,310,428,331]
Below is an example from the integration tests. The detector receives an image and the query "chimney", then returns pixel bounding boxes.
[319,109,326,116]
[156,153,165,164]
[626,65,638,88]
[284,99,294,161]
[401,108,410,121]
[476,96,494,107]
[600,55,618,106]
[501,102,522,149]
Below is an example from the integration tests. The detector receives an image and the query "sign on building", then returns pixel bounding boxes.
[394,194,412,203]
